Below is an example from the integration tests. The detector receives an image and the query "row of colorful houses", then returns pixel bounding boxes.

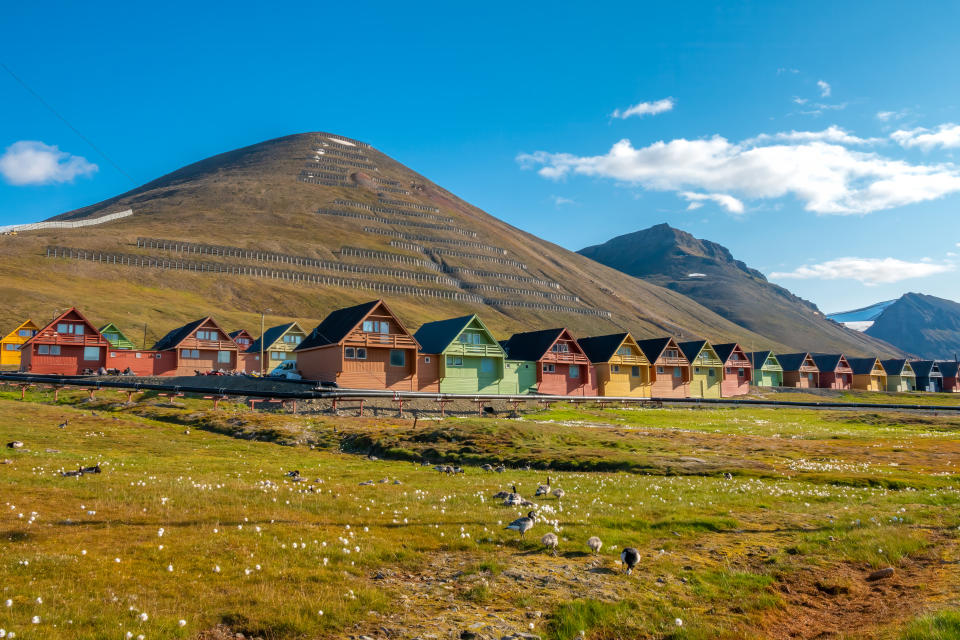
[4,300,960,396]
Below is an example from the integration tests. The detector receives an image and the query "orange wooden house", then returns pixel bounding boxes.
[635,337,691,398]
[151,317,239,375]
[294,299,419,389]
[777,353,819,388]
[20,308,111,375]
[811,353,853,390]
[712,343,753,397]
[501,328,593,395]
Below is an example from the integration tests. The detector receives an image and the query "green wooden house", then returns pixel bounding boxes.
[880,359,916,392]
[747,351,783,387]
[414,315,520,394]
[678,340,723,398]
[99,322,136,350]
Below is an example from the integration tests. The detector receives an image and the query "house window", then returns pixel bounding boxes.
[726,367,734,374]
[551,343,569,353]
[656,366,664,374]
[4,344,18,351]
[708,369,715,377]
[83,346,100,361]
[695,367,701,374]
[356,348,367,360]
[459,332,483,344]
[217,351,231,364]
[18,329,34,337]
[196,330,219,341]
[424,356,431,363]
[631,366,640,377]
[135,352,142,359]
[543,363,556,373]
[283,335,302,344]
[617,346,632,356]
[569,365,580,378]
[271,351,284,360]
[363,320,389,333]
[673,367,681,378]
[57,323,84,335]
[181,349,199,359]
[611,365,620,373]
[446,355,463,367]
[110,352,117,358]
[738,368,745,377]
[389,350,406,367]
[480,357,493,373]
[665,349,678,359]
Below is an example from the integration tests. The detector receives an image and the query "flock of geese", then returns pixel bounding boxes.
[497,478,640,574]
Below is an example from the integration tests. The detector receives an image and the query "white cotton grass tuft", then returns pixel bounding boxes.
[675,618,683,626]
[178,619,187,627]
[138,612,148,622]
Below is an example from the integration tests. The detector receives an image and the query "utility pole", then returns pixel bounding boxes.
[143,323,148,350]
[260,309,272,377]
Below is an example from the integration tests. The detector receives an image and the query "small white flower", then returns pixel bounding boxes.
[32,616,40,624]
[157,528,164,537]
[675,618,683,627]
[115,558,121,563]
[214,565,220,573]
[167,564,173,572]
[138,612,148,622]
[4,599,10,607]
[318,610,323,616]
[178,620,186,627]
[35,598,41,605]
[81,550,86,556]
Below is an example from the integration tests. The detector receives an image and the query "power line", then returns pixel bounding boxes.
[1,62,137,184]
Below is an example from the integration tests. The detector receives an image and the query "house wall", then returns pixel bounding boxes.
[339,347,415,390]
[852,374,884,391]
[417,354,440,392]
[783,371,817,388]
[689,366,722,398]
[886,375,916,392]
[434,354,504,394]
[173,349,237,375]
[596,363,653,397]
[538,362,590,395]
[21,344,105,375]
[818,371,852,390]
[942,376,959,393]
[1,341,23,367]
[650,363,690,398]
[508,360,537,394]
[754,369,783,387]
[720,365,751,397]
[916,376,943,392]
[297,346,344,384]
[106,349,162,376]
[237,352,261,374]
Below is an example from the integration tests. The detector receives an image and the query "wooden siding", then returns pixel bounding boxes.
[296,345,343,383]
[754,369,783,387]
[508,360,538,394]
[0,320,39,368]
[783,370,818,388]
[886,374,916,392]
[417,354,440,392]
[818,371,852,390]
[719,345,752,397]
[594,363,652,397]
[537,362,591,395]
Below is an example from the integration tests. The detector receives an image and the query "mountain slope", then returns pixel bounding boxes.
[827,300,897,332]
[863,293,960,359]
[0,132,790,351]
[578,223,900,355]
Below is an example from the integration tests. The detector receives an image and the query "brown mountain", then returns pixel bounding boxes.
[578,223,900,355]
[0,132,890,354]
[864,293,960,359]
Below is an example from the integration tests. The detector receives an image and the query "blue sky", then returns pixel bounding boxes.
[3,1,960,313]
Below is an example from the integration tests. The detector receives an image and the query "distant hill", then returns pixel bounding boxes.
[827,300,897,332]
[577,223,900,355]
[0,133,789,351]
[860,293,960,359]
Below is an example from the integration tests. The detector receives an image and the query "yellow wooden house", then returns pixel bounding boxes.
[848,357,887,391]
[246,321,307,373]
[577,332,652,397]
[678,339,723,398]
[1,319,39,368]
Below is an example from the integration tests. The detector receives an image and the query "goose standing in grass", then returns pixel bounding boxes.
[505,511,537,538]
[552,487,565,499]
[621,547,640,574]
[541,532,559,555]
[587,536,602,554]
[535,477,552,496]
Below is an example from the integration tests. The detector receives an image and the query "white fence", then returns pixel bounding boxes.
[0,209,133,233]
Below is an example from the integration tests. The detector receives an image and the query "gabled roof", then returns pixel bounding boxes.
[811,353,847,372]
[776,352,817,372]
[678,340,710,363]
[414,315,493,355]
[99,322,135,345]
[747,351,777,370]
[296,299,417,351]
[847,357,884,376]
[712,342,749,365]
[246,322,305,354]
[577,333,631,364]
[880,359,913,376]
[229,329,253,341]
[502,328,573,361]
[936,360,960,377]
[152,317,234,351]
[910,360,942,377]
[1,319,39,342]
[25,307,106,346]
[635,337,683,363]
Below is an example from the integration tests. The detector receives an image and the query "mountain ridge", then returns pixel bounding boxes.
[863,292,960,359]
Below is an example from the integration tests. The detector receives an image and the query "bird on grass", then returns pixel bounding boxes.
[541,532,558,555]
[552,487,565,499]
[535,477,552,496]
[505,511,537,538]
[587,536,602,554]
[621,547,640,574]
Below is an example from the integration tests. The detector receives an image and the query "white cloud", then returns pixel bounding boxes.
[746,126,879,146]
[877,109,909,122]
[793,97,809,105]
[611,97,674,119]
[517,133,960,215]
[679,191,744,214]
[817,80,831,97]
[551,195,575,206]
[771,257,953,286]
[891,123,960,151]
[0,141,98,186]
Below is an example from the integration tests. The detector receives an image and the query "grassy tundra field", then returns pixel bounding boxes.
[1,389,960,639]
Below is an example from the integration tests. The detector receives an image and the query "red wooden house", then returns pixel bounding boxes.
[777,353,819,388]
[151,317,239,375]
[20,308,111,375]
[811,353,853,390]
[635,337,691,398]
[501,328,593,395]
[936,361,960,393]
[712,342,753,396]
[230,330,255,351]
[294,299,419,389]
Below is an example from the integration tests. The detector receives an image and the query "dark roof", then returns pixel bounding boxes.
[152,318,207,351]
[577,333,629,363]
[501,328,565,361]
[229,330,250,339]
[247,323,296,354]
[747,351,773,368]
[811,353,844,372]
[880,359,910,376]
[936,360,960,377]
[847,357,882,375]
[712,343,743,364]
[296,300,381,351]
[635,338,672,362]
[910,360,942,377]
[413,315,497,355]
[677,340,708,363]
[776,352,815,371]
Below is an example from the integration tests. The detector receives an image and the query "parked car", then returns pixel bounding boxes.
[268,360,302,380]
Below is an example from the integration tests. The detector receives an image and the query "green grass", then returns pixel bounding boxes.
[0,394,958,638]
[899,610,960,639]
